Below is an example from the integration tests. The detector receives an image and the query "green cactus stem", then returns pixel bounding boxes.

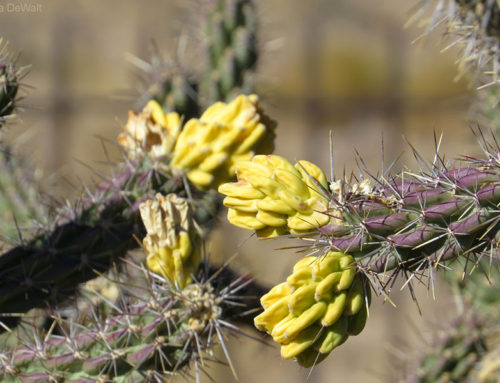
[0,266,265,382]
[201,0,258,105]
[0,146,46,239]
[402,312,488,383]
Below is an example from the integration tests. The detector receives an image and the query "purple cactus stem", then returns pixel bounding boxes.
[330,233,366,252]
[364,212,415,233]
[389,225,435,248]
[127,343,156,365]
[477,183,500,205]
[401,189,450,207]
[422,198,466,220]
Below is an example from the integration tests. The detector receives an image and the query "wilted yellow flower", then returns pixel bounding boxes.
[170,94,276,189]
[118,100,182,159]
[139,193,200,288]
[218,154,330,237]
[254,251,370,367]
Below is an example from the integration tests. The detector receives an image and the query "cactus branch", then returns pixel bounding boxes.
[0,262,266,382]
[0,157,221,330]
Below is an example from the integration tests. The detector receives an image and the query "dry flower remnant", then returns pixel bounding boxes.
[118,99,182,159]
[140,193,200,288]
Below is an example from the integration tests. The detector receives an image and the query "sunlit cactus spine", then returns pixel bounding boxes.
[0,267,261,382]
[220,142,500,278]
[411,0,500,88]
[219,128,500,365]
[201,0,258,105]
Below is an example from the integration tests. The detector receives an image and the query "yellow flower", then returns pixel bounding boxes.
[139,193,200,288]
[170,94,276,189]
[254,251,370,366]
[218,154,330,237]
[118,100,181,159]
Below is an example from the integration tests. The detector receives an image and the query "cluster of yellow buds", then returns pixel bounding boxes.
[170,94,276,189]
[254,251,370,367]
[118,100,182,159]
[139,193,200,288]
[218,154,331,238]
[118,94,276,190]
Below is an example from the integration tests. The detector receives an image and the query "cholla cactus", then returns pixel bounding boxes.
[119,94,276,189]
[117,99,182,160]
[411,0,500,88]
[133,0,258,119]
[221,128,500,366]
[403,312,489,382]
[0,265,262,382]
[170,94,276,189]
[0,93,276,330]
[132,48,201,121]
[254,252,370,367]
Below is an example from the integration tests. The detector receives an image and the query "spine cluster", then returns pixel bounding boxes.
[0,275,255,382]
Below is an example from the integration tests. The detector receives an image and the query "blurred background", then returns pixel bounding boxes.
[0,0,483,381]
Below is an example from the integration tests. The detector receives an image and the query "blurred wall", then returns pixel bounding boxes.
[0,0,480,382]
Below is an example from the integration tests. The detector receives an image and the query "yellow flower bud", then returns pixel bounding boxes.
[254,251,370,366]
[139,193,200,288]
[219,155,331,237]
[118,100,181,159]
[170,94,277,189]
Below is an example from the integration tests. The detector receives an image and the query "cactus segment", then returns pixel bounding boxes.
[0,266,263,382]
[201,0,258,105]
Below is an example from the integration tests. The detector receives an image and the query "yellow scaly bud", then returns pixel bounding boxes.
[170,94,277,189]
[254,251,371,366]
[219,154,331,237]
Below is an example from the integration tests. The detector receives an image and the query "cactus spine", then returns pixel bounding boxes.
[135,0,258,120]
[219,129,500,365]
[221,146,500,278]
[0,39,22,126]
[411,0,500,88]
[0,269,263,382]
